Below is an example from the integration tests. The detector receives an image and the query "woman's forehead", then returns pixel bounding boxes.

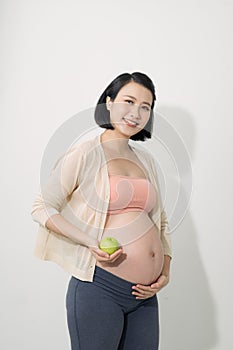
[117,82,153,103]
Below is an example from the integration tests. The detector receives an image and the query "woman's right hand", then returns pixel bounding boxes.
[88,239,123,263]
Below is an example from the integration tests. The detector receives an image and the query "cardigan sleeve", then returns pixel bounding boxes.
[31,144,84,228]
[149,154,172,259]
[160,208,172,258]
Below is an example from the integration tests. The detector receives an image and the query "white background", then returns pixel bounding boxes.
[1,0,233,349]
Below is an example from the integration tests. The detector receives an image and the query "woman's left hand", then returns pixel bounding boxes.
[131,274,170,299]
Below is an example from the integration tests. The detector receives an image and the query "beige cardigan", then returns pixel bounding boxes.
[31,132,172,282]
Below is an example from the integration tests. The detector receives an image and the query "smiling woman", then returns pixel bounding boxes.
[94,72,155,142]
[104,80,153,138]
[31,71,172,350]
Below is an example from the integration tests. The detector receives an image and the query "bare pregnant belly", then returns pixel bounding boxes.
[96,211,164,285]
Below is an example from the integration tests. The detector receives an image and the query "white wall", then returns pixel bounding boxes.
[1,0,232,349]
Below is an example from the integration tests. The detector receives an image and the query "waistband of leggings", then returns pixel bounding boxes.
[94,265,136,290]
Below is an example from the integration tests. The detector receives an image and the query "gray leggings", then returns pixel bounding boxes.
[65,265,159,349]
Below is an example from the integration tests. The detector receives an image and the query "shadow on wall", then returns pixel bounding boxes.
[156,106,218,350]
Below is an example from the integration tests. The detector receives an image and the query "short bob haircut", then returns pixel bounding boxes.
[94,72,156,141]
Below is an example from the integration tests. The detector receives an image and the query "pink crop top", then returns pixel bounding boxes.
[107,174,157,215]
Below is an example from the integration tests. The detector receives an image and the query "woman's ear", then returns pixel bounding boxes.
[106,96,112,111]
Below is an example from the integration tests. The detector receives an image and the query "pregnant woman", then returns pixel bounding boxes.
[31,72,172,350]
[96,133,165,286]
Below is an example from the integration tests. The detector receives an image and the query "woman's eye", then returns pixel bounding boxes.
[140,105,149,111]
[125,100,133,104]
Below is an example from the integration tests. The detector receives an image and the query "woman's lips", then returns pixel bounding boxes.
[122,117,139,127]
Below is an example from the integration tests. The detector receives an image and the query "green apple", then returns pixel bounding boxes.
[99,237,120,255]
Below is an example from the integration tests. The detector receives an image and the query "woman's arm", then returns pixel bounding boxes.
[31,144,97,248]
[32,144,129,264]
[161,254,171,278]
[148,154,173,258]
[44,214,96,248]
[160,209,172,259]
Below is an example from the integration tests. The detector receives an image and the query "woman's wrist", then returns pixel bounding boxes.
[161,255,171,277]
[86,237,99,249]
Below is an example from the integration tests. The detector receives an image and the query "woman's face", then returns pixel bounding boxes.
[106,81,153,138]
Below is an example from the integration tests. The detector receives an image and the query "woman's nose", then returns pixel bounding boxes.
[129,104,140,118]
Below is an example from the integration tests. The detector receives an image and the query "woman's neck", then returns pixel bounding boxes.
[100,130,132,154]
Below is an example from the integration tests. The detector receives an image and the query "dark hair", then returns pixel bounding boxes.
[94,72,156,141]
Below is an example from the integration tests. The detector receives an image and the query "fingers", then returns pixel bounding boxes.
[90,247,123,263]
[131,285,156,299]
[89,248,109,260]
[97,249,110,258]
[131,281,163,299]
[100,248,123,263]
[132,284,152,295]
[131,275,170,299]
[108,248,123,261]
